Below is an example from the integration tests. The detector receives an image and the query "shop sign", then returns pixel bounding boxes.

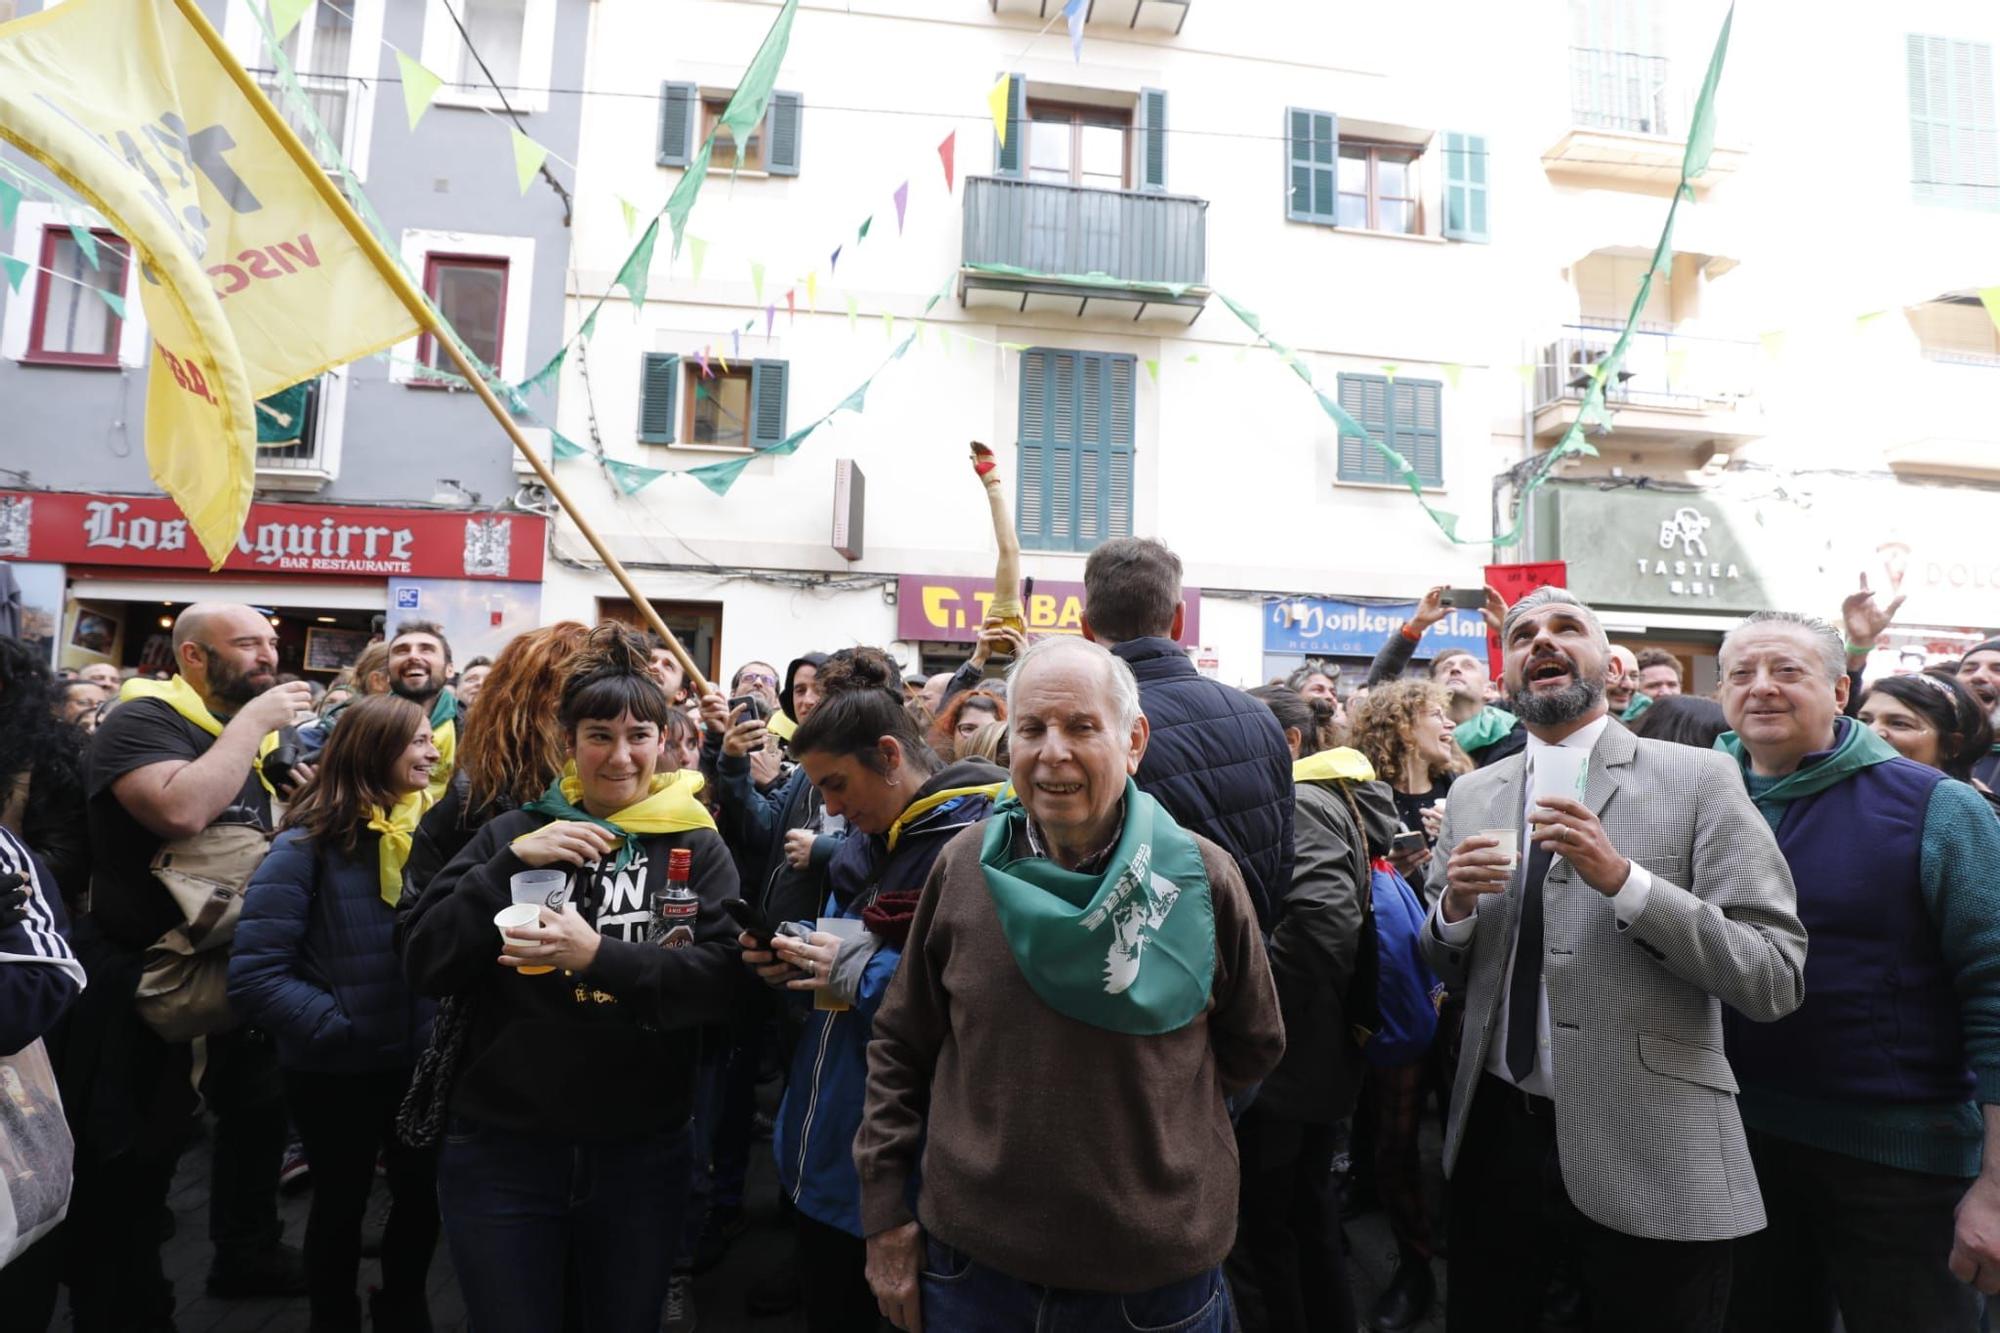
[1263,596,1488,661]
[1539,486,1775,614]
[0,491,545,581]
[896,574,1202,645]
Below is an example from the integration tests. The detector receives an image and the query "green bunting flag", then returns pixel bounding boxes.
[615,218,660,311]
[550,432,587,460]
[666,0,798,255]
[1,255,26,292]
[858,216,872,242]
[396,51,444,131]
[510,129,548,194]
[580,305,600,341]
[520,344,566,396]
[67,224,98,269]
[604,459,668,495]
[689,455,753,496]
[94,287,125,320]
[0,178,19,229]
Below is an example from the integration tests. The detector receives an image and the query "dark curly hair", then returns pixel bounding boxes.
[791,647,938,778]
[560,623,673,733]
[0,638,91,904]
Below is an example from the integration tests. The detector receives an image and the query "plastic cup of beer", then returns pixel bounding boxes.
[510,868,570,913]
[493,902,552,976]
[1481,828,1519,869]
[812,917,865,1012]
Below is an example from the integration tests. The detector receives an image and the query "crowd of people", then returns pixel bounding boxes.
[2,538,1999,1333]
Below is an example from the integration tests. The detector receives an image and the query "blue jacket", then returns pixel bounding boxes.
[1112,636,1295,931]
[774,760,1004,1236]
[229,828,435,1073]
[0,828,83,1057]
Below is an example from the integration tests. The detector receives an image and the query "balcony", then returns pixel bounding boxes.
[1533,324,1763,454]
[250,68,356,174]
[1886,356,2000,480]
[1542,47,1744,195]
[987,0,1189,35]
[959,176,1209,325]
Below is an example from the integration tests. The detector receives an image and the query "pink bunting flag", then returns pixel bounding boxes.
[697,347,711,379]
[893,182,909,234]
[938,131,956,192]
[786,288,796,323]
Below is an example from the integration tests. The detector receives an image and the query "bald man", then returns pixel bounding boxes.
[78,603,316,1315]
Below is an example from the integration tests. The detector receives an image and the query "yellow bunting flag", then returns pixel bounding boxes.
[1516,363,1538,386]
[883,311,895,340]
[1441,363,1463,390]
[0,0,420,566]
[267,0,310,42]
[805,270,817,312]
[1758,330,1786,361]
[750,261,765,304]
[511,128,547,194]
[987,75,1013,148]
[1979,287,2000,335]
[618,196,638,235]
[395,50,443,131]
[688,235,708,284]
[845,293,858,331]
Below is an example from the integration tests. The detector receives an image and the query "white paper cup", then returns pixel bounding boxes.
[510,868,571,912]
[1530,748,1589,807]
[1480,828,1519,868]
[494,902,541,940]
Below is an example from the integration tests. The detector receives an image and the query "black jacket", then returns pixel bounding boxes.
[1258,771,1399,1122]
[1111,637,1294,931]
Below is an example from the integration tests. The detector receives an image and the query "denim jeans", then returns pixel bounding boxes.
[920,1235,1231,1333]
[436,1117,693,1333]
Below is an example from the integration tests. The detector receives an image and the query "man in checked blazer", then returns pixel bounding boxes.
[1421,587,1806,1333]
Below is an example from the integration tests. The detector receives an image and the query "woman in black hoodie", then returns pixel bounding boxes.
[401,624,744,1333]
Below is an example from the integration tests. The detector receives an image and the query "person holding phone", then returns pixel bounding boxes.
[227,694,443,1333]
[734,648,1005,1333]
[402,625,745,1333]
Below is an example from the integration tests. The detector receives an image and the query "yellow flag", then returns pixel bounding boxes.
[987,75,1013,149]
[0,0,420,566]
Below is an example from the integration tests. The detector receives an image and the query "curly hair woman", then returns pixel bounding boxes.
[0,638,91,907]
[929,686,1005,760]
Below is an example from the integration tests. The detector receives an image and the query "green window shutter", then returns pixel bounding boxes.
[1410,380,1444,486]
[766,90,803,176]
[1442,131,1490,242]
[658,81,697,168]
[995,74,1027,179]
[1137,88,1168,193]
[639,353,678,444]
[749,359,790,449]
[1104,354,1135,539]
[1016,349,1051,546]
[1286,107,1338,224]
[1336,372,1390,483]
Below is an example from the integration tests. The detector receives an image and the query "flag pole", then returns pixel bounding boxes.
[171,0,713,697]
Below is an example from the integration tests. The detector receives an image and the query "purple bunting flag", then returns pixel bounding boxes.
[893,181,909,234]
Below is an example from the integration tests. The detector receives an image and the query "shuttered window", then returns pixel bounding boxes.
[1336,373,1443,487]
[1016,349,1134,551]
[1908,35,2000,210]
[1137,87,1168,193]
[1442,131,1490,242]
[994,74,1028,179]
[638,352,678,443]
[657,81,697,167]
[749,360,790,448]
[1286,108,1339,224]
[766,91,803,175]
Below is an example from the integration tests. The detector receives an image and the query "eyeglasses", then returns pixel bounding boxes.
[737,672,778,688]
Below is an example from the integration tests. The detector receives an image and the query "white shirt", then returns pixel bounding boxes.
[1431,714,1650,1097]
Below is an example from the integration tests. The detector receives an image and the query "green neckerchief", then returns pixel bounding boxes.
[426,691,458,804]
[1453,705,1517,754]
[978,781,1215,1036]
[1621,692,1654,723]
[1715,716,1900,820]
[519,764,715,872]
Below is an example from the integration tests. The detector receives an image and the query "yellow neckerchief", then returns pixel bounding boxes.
[514,764,717,871]
[885,781,1008,852]
[367,787,437,907]
[767,710,798,742]
[427,715,456,804]
[120,675,283,795]
[1292,747,1377,785]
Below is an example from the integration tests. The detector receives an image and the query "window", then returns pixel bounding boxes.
[418,255,508,373]
[227,0,383,178]
[27,228,130,367]
[1908,34,2000,210]
[419,0,555,113]
[1339,143,1420,233]
[458,0,528,89]
[1028,102,1131,189]
[658,84,802,175]
[1442,132,1490,242]
[636,353,790,451]
[1015,349,1134,552]
[1336,373,1443,487]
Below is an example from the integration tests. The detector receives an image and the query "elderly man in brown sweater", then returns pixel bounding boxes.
[855,635,1285,1332]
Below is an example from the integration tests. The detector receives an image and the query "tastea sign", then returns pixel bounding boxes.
[0,491,546,581]
[1538,486,1778,614]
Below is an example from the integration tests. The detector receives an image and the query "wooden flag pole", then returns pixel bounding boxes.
[173,0,713,697]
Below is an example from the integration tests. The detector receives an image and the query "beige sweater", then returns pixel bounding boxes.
[855,820,1284,1294]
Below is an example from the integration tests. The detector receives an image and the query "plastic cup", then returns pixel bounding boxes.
[812,917,865,1012]
[1530,748,1589,807]
[510,868,571,913]
[1480,828,1519,869]
[494,902,553,976]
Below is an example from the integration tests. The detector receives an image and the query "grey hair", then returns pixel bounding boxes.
[1005,635,1144,735]
[1499,586,1608,648]
[1721,611,1845,682]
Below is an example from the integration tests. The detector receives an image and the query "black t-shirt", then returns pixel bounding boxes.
[85,698,271,952]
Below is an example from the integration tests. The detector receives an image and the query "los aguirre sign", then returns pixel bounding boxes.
[0,491,545,581]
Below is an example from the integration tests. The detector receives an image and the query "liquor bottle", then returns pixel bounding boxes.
[652,847,698,949]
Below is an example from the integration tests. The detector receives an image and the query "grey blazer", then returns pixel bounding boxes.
[1419,719,1806,1242]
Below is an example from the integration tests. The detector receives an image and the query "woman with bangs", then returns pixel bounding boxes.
[402,625,745,1333]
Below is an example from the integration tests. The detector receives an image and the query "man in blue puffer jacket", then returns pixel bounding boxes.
[1081,537,1294,932]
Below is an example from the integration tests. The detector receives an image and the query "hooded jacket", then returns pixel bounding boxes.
[1110,637,1294,932]
[714,651,841,925]
[774,758,1005,1236]
[1257,749,1399,1123]
[0,829,83,1057]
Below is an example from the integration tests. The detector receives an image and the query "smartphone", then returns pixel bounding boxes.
[722,897,774,949]
[1444,587,1488,610]
[728,694,770,722]
[1391,830,1429,856]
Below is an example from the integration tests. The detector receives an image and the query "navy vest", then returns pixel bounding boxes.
[1726,755,1973,1105]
